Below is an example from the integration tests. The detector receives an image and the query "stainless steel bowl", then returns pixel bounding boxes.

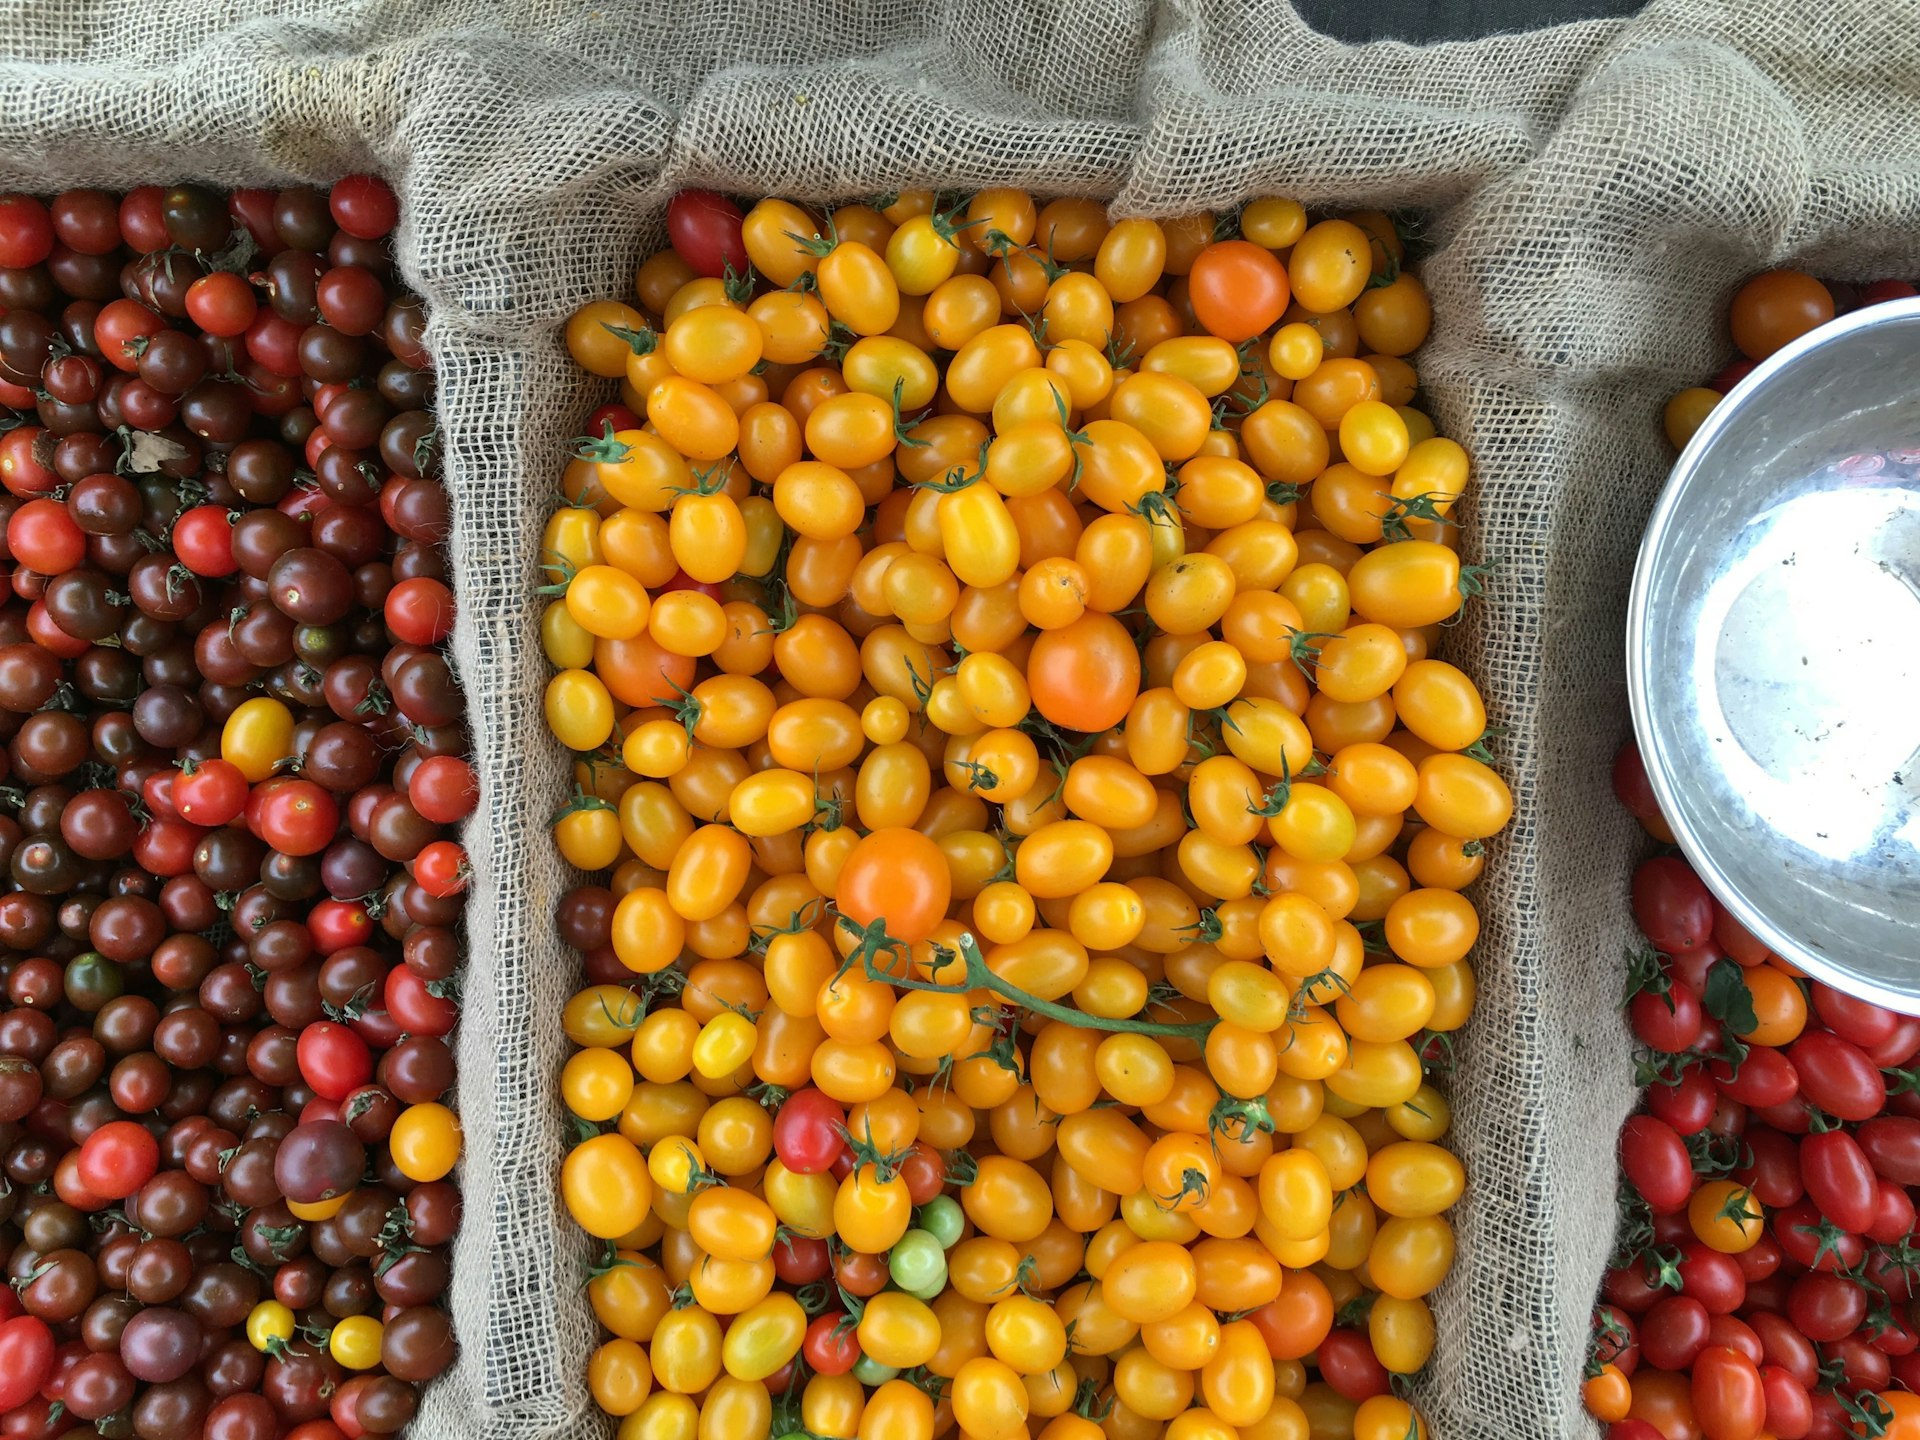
[1629,295,1920,1013]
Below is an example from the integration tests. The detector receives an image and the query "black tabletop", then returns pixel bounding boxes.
[1293,0,1643,43]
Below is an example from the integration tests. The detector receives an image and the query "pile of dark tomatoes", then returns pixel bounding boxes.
[0,178,465,1440]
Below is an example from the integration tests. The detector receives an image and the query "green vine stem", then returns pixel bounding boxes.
[837,917,1217,1040]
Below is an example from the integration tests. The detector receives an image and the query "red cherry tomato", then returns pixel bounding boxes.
[1630,982,1704,1054]
[75,1121,159,1200]
[309,898,376,955]
[666,190,748,279]
[6,499,84,574]
[803,1313,859,1376]
[1785,1270,1867,1343]
[1736,1126,1804,1207]
[1690,1346,1765,1440]
[174,758,251,827]
[1640,1295,1711,1371]
[1620,1114,1694,1213]
[1677,1242,1746,1315]
[1799,1128,1878,1233]
[384,967,457,1038]
[172,504,239,576]
[0,1316,55,1410]
[330,175,399,240]
[0,195,53,269]
[1855,1115,1920,1184]
[1612,741,1666,823]
[297,1022,374,1101]
[1712,1045,1799,1108]
[1314,1328,1389,1403]
[1788,1030,1883,1121]
[772,1088,845,1174]
[772,1233,829,1286]
[408,755,477,825]
[411,840,468,898]
[1647,1065,1718,1136]
[253,778,341,858]
[385,576,455,645]
[1633,857,1715,954]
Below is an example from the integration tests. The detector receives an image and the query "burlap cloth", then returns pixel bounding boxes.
[1,1,1916,1434]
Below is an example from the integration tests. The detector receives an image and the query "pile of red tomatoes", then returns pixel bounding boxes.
[1586,745,1920,1440]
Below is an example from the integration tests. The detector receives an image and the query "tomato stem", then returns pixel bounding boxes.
[839,916,1214,1039]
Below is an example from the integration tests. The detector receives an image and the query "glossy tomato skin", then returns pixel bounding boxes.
[1631,982,1705,1055]
[1601,1261,1670,1315]
[1735,1126,1804,1207]
[1639,1295,1711,1371]
[1867,1015,1920,1069]
[1690,1345,1764,1440]
[1771,1197,1863,1273]
[1733,1232,1781,1283]
[1621,1114,1694,1212]
[1646,1064,1718,1136]
[772,1088,845,1174]
[1785,1270,1866,1343]
[1613,740,1664,823]
[667,191,748,278]
[1713,1046,1799,1108]
[1677,1242,1745,1315]
[1633,856,1715,953]
[1798,1129,1877,1233]
[1314,1327,1389,1402]
[1856,1115,1920,1184]
[1789,1031,1882,1121]
[0,1316,54,1410]
[1808,984,1897,1048]
[1759,1364,1812,1440]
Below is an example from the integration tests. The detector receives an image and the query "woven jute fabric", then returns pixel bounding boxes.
[1,2,1916,1434]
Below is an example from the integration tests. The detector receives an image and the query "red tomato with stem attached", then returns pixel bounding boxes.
[171,504,238,576]
[1631,983,1704,1054]
[803,1313,859,1376]
[384,967,457,1038]
[412,840,468,898]
[1677,1242,1745,1315]
[1712,1046,1798,1108]
[1647,1065,1717,1136]
[174,758,250,827]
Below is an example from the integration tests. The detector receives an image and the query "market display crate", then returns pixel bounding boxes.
[0,1,1914,1438]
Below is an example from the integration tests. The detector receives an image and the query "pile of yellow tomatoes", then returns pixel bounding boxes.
[539,184,1510,1440]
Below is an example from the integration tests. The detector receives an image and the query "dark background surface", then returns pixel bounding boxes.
[1293,0,1645,43]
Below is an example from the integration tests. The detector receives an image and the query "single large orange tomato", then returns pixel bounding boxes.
[836,827,953,944]
[1027,612,1141,734]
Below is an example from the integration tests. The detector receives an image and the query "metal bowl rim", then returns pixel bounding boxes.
[1626,294,1920,1011]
